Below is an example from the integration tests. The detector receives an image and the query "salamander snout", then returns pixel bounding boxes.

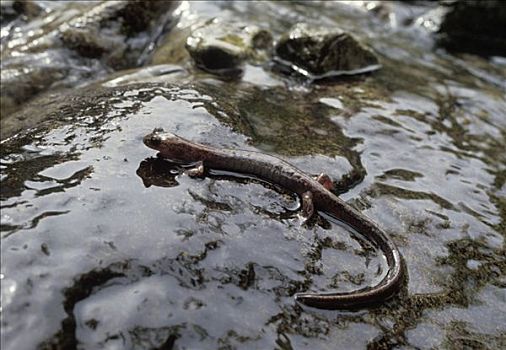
[143,130,164,149]
[144,129,182,151]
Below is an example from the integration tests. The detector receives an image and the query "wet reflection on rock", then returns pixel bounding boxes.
[136,157,181,189]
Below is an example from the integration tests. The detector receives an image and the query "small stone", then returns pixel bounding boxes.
[186,18,273,77]
[274,23,381,80]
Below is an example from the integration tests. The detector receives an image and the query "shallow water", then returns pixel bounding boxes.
[1,1,506,350]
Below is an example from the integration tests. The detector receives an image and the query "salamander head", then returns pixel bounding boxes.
[143,128,192,161]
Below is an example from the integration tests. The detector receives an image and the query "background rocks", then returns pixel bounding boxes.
[438,0,506,56]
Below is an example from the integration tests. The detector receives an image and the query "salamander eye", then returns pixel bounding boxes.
[150,135,162,146]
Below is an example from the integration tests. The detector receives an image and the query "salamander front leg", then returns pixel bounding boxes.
[299,191,314,224]
[316,173,334,191]
[186,161,205,178]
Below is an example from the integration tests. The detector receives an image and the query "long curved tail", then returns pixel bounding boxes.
[295,201,405,309]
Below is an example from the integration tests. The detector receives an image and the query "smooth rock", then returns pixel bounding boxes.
[186,18,272,77]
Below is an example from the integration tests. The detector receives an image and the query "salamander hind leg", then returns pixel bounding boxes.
[299,191,314,224]
[186,161,205,178]
[316,173,334,191]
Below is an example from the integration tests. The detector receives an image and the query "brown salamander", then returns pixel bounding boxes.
[144,128,404,309]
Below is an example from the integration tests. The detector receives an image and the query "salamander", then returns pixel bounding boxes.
[144,128,404,309]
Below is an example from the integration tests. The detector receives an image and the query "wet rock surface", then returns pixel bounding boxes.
[1,1,506,350]
[274,23,381,79]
